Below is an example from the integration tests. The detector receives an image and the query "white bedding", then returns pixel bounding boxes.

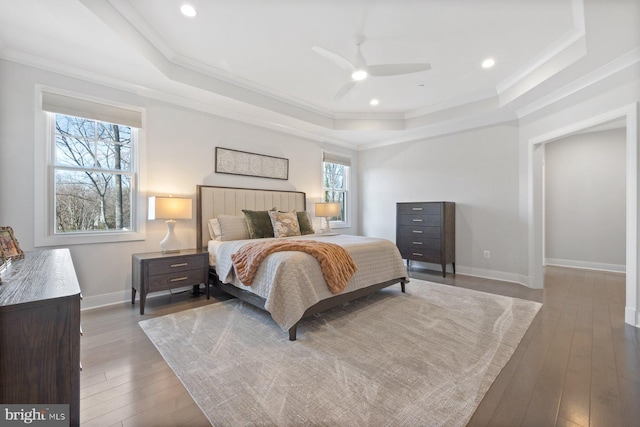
[212,234,408,331]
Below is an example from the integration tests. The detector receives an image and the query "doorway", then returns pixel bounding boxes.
[528,103,638,327]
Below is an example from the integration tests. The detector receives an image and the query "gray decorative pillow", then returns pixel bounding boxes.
[269,210,301,238]
[297,211,315,235]
[242,208,276,239]
[217,215,250,241]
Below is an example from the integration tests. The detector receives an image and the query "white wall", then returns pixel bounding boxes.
[0,59,357,308]
[358,124,524,283]
[545,128,626,271]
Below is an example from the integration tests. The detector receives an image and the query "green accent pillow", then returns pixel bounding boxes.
[242,208,275,239]
[297,211,315,235]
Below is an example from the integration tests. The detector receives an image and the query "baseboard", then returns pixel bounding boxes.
[545,258,626,273]
[80,285,201,311]
[455,266,529,287]
[626,306,640,327]
[406,261,529,287]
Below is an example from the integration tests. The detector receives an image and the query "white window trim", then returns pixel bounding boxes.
[34,87,146,246]
[322,151,352,229]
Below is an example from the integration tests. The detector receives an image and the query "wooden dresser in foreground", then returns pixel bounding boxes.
[396,201,455,277]
[0,249,81,426]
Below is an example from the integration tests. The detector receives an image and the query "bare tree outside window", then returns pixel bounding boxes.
[323,161,349,223]
[54,114,134,233]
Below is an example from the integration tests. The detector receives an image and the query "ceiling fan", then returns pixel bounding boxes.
[312,37,431,100]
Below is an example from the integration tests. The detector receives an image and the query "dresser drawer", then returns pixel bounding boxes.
[397,203,441,215]
[148,255,206,275]
[397,226,441,239]
[398,238,441,252]
[398,215,441,227]
[398,247,441,263]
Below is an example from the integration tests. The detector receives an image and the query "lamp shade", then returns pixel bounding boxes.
[148,196,192,220]
[315,202,341,217]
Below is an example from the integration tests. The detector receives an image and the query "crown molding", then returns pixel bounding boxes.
[516,47,640,118]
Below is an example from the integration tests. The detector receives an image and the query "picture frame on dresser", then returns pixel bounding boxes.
[0,226,24,262]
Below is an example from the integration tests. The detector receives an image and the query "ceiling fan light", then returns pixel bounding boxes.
[180,4,197,17]
[351,69,368,81]
[482,58,495,69]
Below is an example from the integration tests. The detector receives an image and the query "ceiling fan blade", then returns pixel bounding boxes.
[312,46,356,73]
[367,63,431,77]
[334,81,356,100]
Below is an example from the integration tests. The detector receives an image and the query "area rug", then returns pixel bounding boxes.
[139,279,541,426]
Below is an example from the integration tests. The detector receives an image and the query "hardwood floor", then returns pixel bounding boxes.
[79,267,640,426]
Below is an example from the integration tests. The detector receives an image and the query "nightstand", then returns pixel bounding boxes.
[132,248,209,314]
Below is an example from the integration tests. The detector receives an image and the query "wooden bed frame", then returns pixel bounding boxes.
[196,185,406,340]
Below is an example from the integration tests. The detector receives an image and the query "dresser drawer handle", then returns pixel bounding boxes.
[412,241,423,245]
[412,230,423,234]
[412,207,423,211]
[170,263,189,268]
[412,253,423,256]
[412,219,423,222]
[170,276,189,282]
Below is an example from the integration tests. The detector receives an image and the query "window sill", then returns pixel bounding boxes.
[34,231,145,247]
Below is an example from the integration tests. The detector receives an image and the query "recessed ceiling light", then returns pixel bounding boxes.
[351,69,368,81]
[180,4,197,17]
[482,58,495,69]
[370,99,379,106]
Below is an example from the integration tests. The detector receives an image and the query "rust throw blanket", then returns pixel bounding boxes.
[231,240,358,294]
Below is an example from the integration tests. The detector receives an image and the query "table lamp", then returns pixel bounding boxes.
[148,196,192,253]
[315,202,341,233]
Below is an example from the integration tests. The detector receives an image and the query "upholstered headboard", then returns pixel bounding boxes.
[196,185,306,249]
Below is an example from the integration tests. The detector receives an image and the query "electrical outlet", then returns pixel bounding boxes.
[483,250,490,259]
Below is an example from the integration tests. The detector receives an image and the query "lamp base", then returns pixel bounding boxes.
[322,217,332,233]
[159,219,182,253]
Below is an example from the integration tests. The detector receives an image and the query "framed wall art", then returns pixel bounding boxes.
[0,226,24,262]
[215,147,289,180]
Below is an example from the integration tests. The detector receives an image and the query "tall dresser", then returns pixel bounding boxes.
[0,249,81,426]
[396,202,455,277]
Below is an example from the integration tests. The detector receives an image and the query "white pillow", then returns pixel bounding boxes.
[207,218,222,241]
[217,215,250,241]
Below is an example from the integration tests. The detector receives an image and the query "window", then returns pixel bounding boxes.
[36,89,144,246]
[53,114,134,233]
[322,152,351,226]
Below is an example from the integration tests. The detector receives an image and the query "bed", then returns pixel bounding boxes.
[196,185,408,340]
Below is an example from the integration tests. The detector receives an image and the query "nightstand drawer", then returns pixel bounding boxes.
[148,255,206,275]
[148,270,205,292]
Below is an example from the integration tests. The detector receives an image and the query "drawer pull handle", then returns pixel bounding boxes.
[170,276,189,282]
[412,230,423,234]
[412,207,423,211]
[412,219,423,222]
[170,263,188,268]
[412,241,423,245]
[412,253,423,256]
